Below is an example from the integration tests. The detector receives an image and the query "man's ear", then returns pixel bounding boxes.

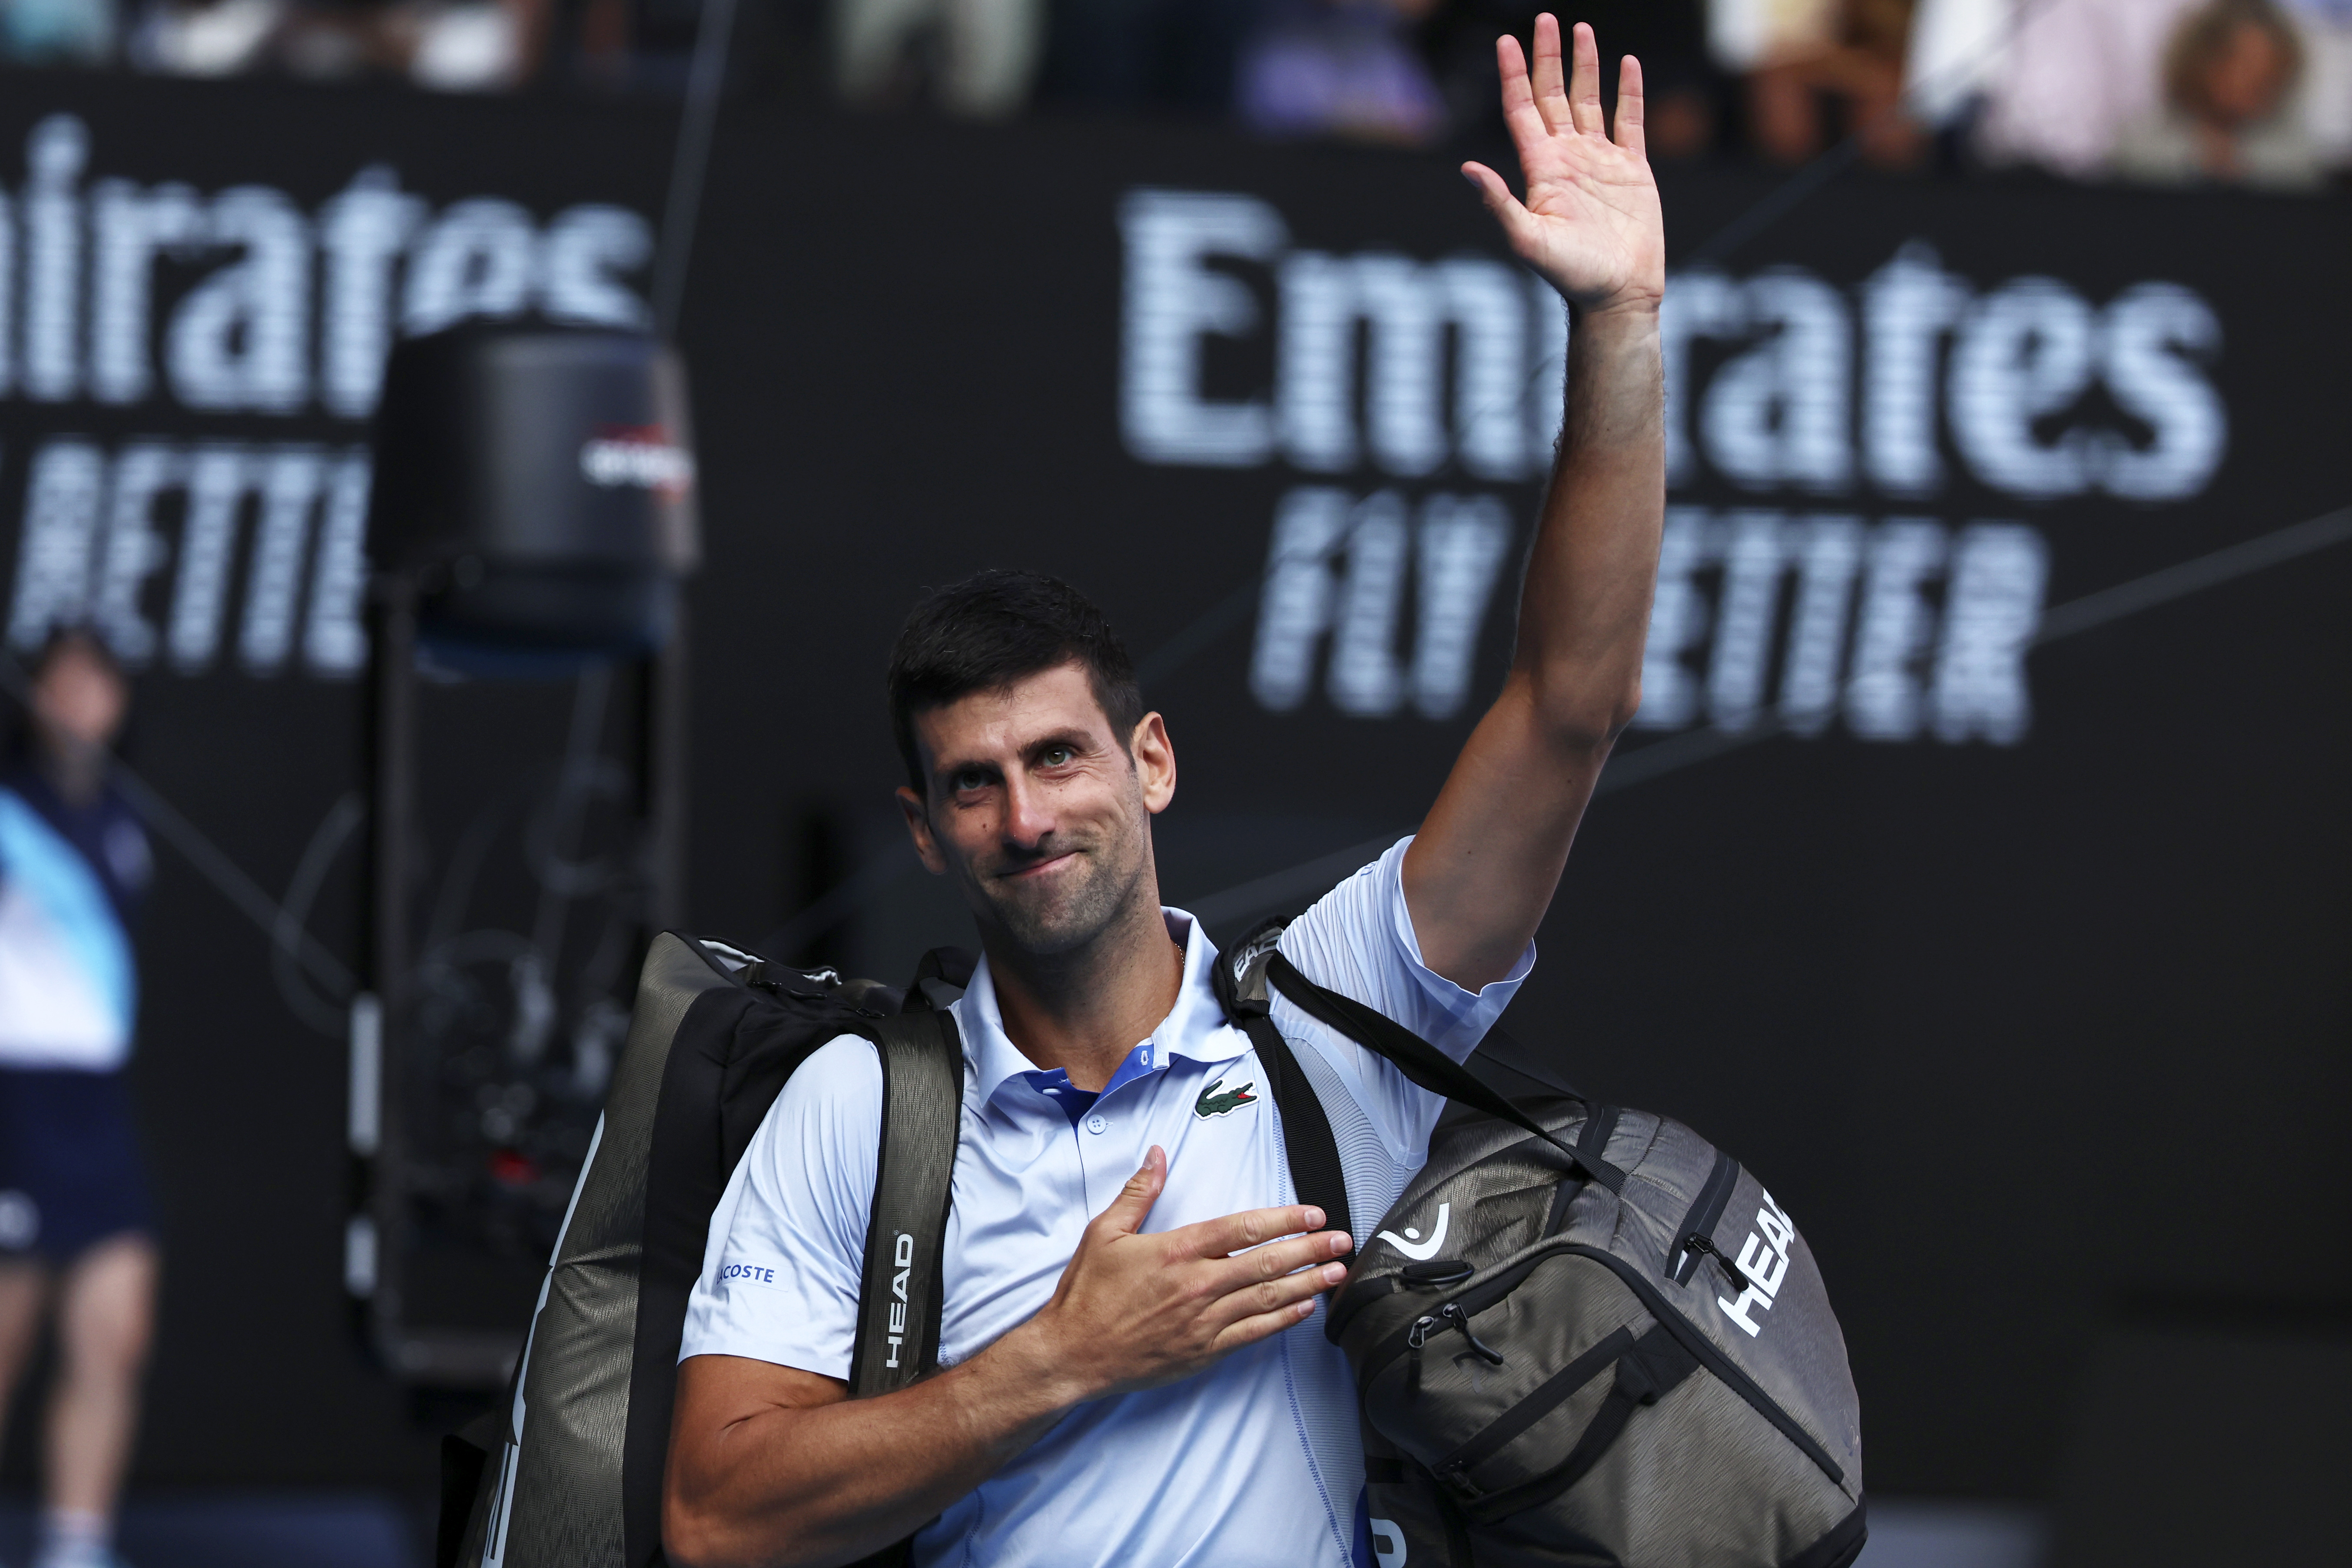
[896,786,949,875]
[1132,713,1176,815]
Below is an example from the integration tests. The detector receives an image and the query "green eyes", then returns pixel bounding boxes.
[949,747,1075,793]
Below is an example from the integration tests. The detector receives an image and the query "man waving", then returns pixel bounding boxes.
[665,17,1666,1566]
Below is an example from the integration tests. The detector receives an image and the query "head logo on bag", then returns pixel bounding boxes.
[1219,924,1867,1568]
[1716,1191,1796,1339]
[886,1230,915,1368]
[438,933,973,1568]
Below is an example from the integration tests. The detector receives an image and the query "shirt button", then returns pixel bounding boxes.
[1085,1113,1109,1135]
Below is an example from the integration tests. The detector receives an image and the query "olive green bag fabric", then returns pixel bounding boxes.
[1217,923,1865,1568]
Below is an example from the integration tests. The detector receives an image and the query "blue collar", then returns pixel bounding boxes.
[956,908,1253,1118]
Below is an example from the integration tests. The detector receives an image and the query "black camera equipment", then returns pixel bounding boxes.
[352,321,699,1387]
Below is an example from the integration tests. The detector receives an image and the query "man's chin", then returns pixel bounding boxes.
[987,896,1108,957]
[977,872,1126,956]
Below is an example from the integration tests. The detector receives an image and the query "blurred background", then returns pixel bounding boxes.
[0,0,2344,1561]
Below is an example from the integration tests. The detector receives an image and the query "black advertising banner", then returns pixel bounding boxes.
[0,71,2343,1497]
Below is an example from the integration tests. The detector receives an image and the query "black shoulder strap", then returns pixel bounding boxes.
[849,1008,963,1395]
[1244,1013,1353,1240]
[1476,1024,1585,1100]
[1210,921,1352,1238]
[1262,951,1626,1194]
[904,946,976,1014]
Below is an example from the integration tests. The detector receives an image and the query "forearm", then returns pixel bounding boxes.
[1511,298,1665,746]
[1402,299,1663,985]
[1401,16,1669,987]
[668,1161,1346,1568]
[665,1326,1080,1568]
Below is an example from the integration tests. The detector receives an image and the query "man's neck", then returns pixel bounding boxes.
[981,891,1185,1093]
[37,746,103,808]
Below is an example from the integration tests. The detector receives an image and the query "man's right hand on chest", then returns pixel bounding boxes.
[1008,1143,1355,1401]
[664,1145,1352,1568]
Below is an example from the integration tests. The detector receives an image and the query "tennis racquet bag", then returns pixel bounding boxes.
[439,932,970,1568]
[1217,922,1865,1568]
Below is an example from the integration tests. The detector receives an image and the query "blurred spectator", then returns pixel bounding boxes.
[0,0,117,61]
[0,630,157,1568]
[1420,0,1722,158]
[128,0,279,71]
[1963,0,2199,175]
[405,0,535,86]
[2281,0,2352,164]
[1901,0,1995,127]
[274,0,396,76]
[1237,0,1445,142]
[836,0,1043,113]
[131,0,541,84]
[2113,0,2323,185]
[1708,0,1923,165]
[1035,0,1261,112]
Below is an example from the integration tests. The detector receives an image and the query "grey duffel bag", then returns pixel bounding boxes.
[1216,924,1865,1568]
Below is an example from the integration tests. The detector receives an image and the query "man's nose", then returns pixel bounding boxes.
[1000,772,1055,849]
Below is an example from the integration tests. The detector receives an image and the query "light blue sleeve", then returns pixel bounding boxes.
[677,1034,882,1380]
[1272,835,1535,1167]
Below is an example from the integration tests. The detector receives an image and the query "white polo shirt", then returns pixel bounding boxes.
[679,836,1533,1567]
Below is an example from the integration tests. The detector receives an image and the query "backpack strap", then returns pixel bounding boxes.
[1214,914,1627,1197]
[1261,950,1625,1193]
[1211,922,1352,1240]
[1247,1014,1353,1240]
[849,1008,963,1395]
[1475,1024,1586,1101]
[904,947,976,1014]
[1453,1323,1700,1526]
[839,1006,962,1568]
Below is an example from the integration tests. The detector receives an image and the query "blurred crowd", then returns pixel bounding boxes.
[0,0,2345,189]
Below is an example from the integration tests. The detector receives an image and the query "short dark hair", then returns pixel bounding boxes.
[33,624,125,683]
[886,570,1142,796]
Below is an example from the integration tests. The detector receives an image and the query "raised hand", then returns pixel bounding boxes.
[1463,15,1665,317]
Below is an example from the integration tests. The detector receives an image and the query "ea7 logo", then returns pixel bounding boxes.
[1715,1190,1796,1339]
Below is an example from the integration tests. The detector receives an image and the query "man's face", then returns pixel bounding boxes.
[898,662,1176,958]
[2205,21,2291,125]
[32,641,127,762]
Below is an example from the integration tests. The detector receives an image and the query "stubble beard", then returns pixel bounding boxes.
[973,817,1152,959]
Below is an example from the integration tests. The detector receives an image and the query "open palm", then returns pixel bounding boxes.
[1463,16,1665,315]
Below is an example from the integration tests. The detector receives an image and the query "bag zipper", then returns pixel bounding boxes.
[1665,1149,1741,1285]
[1355,1239,1844,1487]
[1405,1302,1506,1366]
[1357,1249,1556,1390]
[1677,1232,1762,1296]
[1330,1134,1593,1343]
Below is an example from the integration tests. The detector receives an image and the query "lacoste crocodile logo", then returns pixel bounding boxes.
[1194,1077,1258,1118]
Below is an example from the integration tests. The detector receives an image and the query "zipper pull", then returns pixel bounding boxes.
[1439,1303,1506,1367]
[1680,1232,1762,1295]
[1406,1313,1440,1350]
